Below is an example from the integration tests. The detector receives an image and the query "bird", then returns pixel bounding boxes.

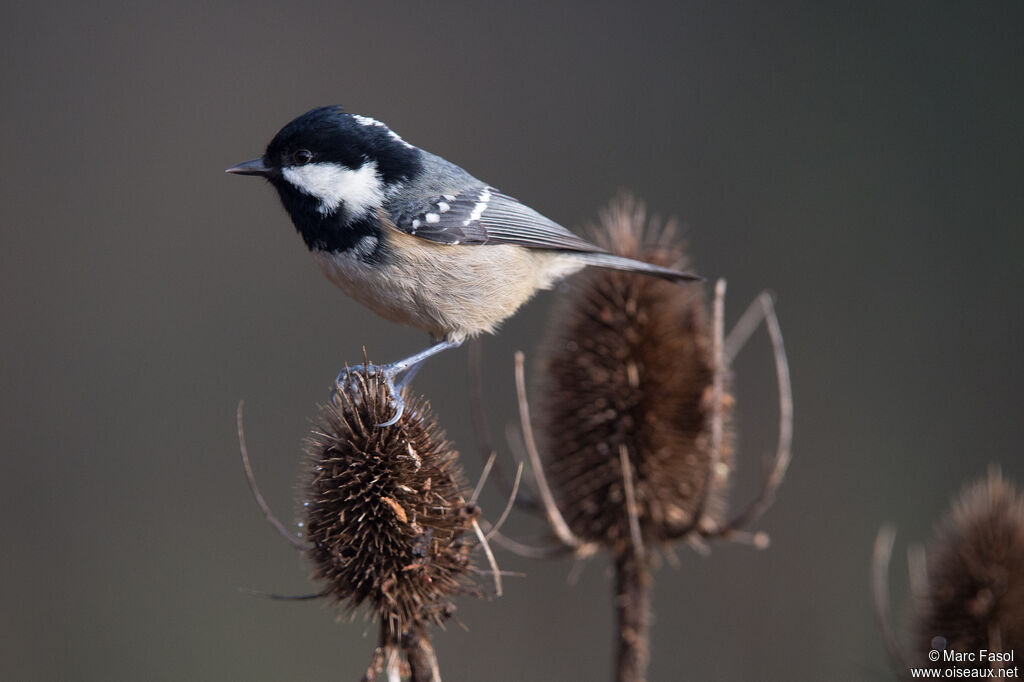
[227,105,701,425]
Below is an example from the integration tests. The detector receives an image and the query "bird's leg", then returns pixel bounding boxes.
[335,338,462,427]
[392,335,441,389]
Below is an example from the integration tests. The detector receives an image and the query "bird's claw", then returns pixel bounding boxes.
[333,363,405,427]
[375,394,405,427]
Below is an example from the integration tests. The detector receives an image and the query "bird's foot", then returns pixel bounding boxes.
[332,339,461,428]
[333,363,407,427]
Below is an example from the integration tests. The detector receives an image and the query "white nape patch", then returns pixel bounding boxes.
[465,188,492,226]
[437,201,450,213]
[350,114,414,149]
[282,160,384,216]
[425,213,440,224]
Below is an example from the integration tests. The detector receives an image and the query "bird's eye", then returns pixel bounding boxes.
[292,149,313,166]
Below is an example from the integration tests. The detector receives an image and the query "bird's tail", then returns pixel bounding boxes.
[574,252,703,283]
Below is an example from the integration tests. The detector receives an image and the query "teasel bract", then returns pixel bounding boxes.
[875,469,1024,676]
[240,368,499,682]
[515,195,792,682]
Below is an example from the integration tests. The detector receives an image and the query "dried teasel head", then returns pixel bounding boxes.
[302,370,484,678]
[519,196,788,682]
[538,194,734,552]
[913,469,1024,664]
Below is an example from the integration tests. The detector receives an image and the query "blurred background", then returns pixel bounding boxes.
[2,2,1022,680]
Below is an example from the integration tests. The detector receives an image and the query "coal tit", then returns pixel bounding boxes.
[227,105,700,424]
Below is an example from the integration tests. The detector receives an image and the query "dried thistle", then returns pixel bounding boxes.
[239,368,499,682]
[917,470,1024,660]
[514,194,791,682]
[877,469,1024,676]
[538,195,731,548]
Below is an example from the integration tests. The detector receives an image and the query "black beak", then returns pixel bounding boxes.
[225,158,271,176]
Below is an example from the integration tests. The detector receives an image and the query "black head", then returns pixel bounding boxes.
[227,106,423,251]
[261,106,422,185]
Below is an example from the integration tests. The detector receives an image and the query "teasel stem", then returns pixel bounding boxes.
[616,447,648,682]
[402,623,441,682]
[616,441,651,682]
[615,546,652,682]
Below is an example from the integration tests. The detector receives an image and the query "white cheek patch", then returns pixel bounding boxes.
[282,161,384,216]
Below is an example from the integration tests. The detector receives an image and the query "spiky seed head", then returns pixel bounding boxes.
[302,370,478,641]
[914,469,1024,665]
[539,195,733,552]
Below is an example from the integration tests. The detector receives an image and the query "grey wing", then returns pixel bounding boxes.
[390,187,607,253]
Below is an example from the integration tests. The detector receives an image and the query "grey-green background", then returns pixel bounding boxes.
[2,2,1022,681]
